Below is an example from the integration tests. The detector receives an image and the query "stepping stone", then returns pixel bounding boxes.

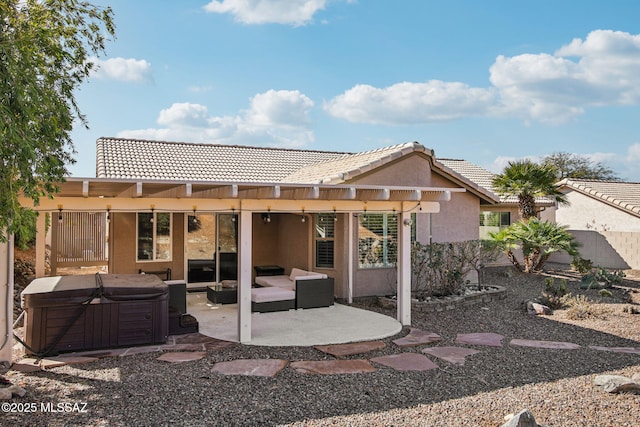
[370,353,439,372]
[290,360,376,375]
[589,346,640,355]
[510,339,581,350]
[455,332,504,347]
[422,346,480,365]
[315,341,386,357]
[121,345,164,356]
[392,329,442,347]
[157,351,206,363]
[212,359,288,377]
[14,356,99,370]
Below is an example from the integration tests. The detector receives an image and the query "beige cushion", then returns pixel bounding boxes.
[289,268,308,281]
[251,287,295,303]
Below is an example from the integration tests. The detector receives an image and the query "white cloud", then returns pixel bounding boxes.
[324,81,496,125]
[203,0,328,26]
[118,90,315,147]
[91,57,153,83]
[327,29,640,126]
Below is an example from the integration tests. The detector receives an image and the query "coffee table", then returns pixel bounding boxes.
[207,285,238,304]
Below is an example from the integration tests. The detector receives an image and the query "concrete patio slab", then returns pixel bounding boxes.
[589,346,640,355]
[315,341,386,357]
[422,346,480,365]
[157,352,206,363]
[392,328,442,347]
[455,332,504,347]
[510,339,581,350]
[370,353,439,371]
[187,293,402,346]
[212,359,288,377]
[290,360,376,375]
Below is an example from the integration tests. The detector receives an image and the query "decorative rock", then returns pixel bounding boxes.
[527,301,552,315]
[315,341,386,357]
[510,339,581,350]
[212,359,288,377]
[455,332,504,347]
[157,351,206,363]
[392,329,442,347]
[7,384,27,397]
[290,360,376,375]
[593,375,640,394]
[370,353,438,371]
[421,346,480,365]
[501,409,541,427]
[0,388,11,400]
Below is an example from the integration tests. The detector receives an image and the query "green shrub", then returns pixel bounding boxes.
[540,277,569,309]
[571,257,593,274]
[598,289,613,298]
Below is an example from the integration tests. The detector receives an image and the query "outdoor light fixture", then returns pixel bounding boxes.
[262,212,271,224]
[57,205,63,224]
[301,208,306,223]
[106,205,111,223]
[333,208,338,222]
[403,218,413,226]
[418,201,422,212]
[192,205,198,223]
[150,204,155,222]
[231,207,236,222]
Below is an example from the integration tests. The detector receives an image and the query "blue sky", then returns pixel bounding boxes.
[70,0,640,181]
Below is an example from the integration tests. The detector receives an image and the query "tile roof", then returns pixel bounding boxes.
[282,142,429,183]
[96,138,344,182]
[558,179,640,216]
[95,137,499,203]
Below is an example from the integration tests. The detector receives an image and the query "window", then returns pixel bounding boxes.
[479,211,510,239]
[314,213,335,268]
[137,212,172,261]
[479,211,510,227]
[358,213,398,268]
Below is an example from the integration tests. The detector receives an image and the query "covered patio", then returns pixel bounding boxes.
[16,177,461,346]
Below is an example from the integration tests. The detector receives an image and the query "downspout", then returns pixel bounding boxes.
[0,234,14,364]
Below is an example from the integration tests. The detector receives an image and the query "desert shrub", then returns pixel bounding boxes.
[412,242,467,298]
[540,277,570,309]
[598,289,613,298]
[571,257,593,274]
[564,295,610,320]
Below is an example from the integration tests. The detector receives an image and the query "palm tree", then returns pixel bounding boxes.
[490,219,580,273]
[492,160,567,220]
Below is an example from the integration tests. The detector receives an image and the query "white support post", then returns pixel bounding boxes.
[35,212,47,278]
[397,208,412,326]
[237,209,252,343]
[347,212,354,304]
[0,235,14,364]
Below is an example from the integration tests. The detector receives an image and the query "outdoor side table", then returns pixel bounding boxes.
[207,284,238,304]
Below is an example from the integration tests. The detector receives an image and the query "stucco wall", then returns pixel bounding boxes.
[556,191,640,232]
[109,212,184,280]
[549,230,640,270]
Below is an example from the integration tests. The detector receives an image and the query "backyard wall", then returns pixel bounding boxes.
[549,230,640,270]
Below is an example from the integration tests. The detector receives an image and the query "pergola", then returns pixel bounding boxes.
[15,177,464,344]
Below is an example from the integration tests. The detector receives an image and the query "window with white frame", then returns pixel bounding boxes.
[358,213,398,268]
[479,211,510,227]
[137,212,172,261]
[314,213,335,269]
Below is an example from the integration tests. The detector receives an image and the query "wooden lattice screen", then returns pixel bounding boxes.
[51,212,108,271]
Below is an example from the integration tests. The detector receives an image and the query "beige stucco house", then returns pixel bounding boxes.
[1,137,503,362]
[551,179,640,269]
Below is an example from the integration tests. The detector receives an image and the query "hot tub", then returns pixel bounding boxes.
[21,274,169,356]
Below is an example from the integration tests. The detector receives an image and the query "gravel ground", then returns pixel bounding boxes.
[2,266,640,427]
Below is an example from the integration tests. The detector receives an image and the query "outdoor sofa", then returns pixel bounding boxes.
[251,268,334,313]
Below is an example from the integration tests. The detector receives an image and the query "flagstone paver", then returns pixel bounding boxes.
[510,339,581,350]
[12,356,100,371]
[589,346,640,355]
[370,353,439,371]
[290,360,376,375]
[212,359,288,377]
[392,328,442,347]
[157,351,206,363]
[455,332,504,347]
[315,341,386,357]
[421,346,480,365]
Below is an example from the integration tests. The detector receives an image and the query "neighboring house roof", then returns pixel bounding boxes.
[95,137,499,203]
[439,158,556,206]
[557,179,640,217]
